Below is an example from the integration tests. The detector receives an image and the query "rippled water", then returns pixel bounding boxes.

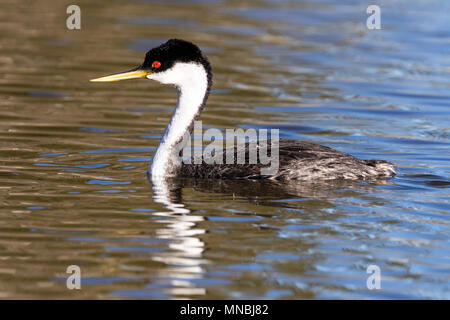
[0,0,449,299]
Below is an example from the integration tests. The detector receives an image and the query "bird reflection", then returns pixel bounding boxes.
[149,174,393,298]
[149,175,208,297]
[167,177,392,208]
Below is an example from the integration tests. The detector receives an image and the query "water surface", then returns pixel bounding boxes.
[0,0,449,299]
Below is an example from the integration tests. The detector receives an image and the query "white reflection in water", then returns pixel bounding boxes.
[150,176,208,296]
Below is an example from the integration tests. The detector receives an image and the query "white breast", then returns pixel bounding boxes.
[148,62,209,178]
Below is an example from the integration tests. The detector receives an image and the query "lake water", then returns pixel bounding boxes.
[0,0,449,299]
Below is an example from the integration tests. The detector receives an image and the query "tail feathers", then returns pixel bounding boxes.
[365,160,396,177]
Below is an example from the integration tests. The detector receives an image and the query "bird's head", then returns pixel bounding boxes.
[90,39,212,89]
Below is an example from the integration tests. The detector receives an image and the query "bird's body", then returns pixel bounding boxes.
[178,139,394,180]
[91,39,395,181]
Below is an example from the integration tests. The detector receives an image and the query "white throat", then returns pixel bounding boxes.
[149,62,209,178]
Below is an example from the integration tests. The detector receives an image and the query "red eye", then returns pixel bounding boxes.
[152,61,161,68]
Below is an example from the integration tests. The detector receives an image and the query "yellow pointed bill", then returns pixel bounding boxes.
[90,69,151,82]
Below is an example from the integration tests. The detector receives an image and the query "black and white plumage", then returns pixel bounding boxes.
[91,39,395,181]
[179,139,395,180]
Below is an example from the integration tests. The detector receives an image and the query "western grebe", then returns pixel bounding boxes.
[91,39,395,181]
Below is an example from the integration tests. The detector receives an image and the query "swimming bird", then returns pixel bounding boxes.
[90,39,395,181]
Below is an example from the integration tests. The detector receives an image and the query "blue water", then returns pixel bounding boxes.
[0,0,448,299]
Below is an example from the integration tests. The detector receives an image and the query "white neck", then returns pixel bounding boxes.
[149,62,209,178]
